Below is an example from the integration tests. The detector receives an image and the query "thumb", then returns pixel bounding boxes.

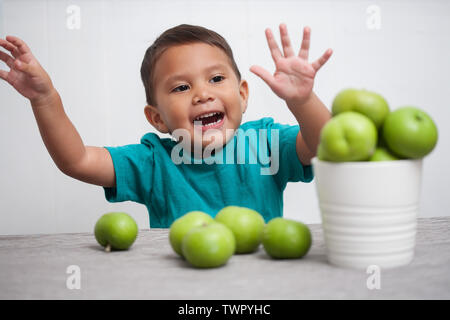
[250,65,275,88]
[14,59,38,77]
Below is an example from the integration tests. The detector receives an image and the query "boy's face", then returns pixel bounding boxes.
[144,42,249,152]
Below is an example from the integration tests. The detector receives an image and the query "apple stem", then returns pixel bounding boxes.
[105,244,111,252]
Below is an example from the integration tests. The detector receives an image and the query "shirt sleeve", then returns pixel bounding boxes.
[264,118,314,190]
[103,142,155,205]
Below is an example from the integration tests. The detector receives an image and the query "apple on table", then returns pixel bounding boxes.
[215,206,265,254]
[262,217,312,259]
[94,212,138,252]
[169,210,236,268]
[169,211,214,257]
[181,222,236,268]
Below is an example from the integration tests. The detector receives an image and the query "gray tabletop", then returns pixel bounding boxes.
[1,217,449,300]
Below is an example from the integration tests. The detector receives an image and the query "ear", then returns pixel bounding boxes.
[144,105,169,133]
[239,80,249,114]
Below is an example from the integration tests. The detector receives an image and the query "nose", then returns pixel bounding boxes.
[192,83,214,105]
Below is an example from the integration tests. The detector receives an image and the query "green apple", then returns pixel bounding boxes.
[332,88,390,129]
[382,106,438,159]
[318,111,378,162]
[94,212,138,252]
[262,218,312,259]
[215,206,265,254]
[182,222,236,268]
[369,147,400,161]
[169,211,214,257]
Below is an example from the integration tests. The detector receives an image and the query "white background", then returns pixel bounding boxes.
[0,0,449,235]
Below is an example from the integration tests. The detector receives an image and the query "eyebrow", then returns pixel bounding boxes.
[164,63,228,85]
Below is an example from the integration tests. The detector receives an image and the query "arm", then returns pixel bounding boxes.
[288,92,331,165]
[0,36,115,187]
[250,24,332,165]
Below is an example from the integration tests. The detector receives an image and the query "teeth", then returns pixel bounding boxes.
[193,112,224,127]
[194,112,222,121]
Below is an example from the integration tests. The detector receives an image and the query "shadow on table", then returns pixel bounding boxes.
[161,253,194,268]
[255,252,328,264]
[87,245,143,254]
[88,245,108,252]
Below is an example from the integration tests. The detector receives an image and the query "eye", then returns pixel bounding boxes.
[172,84,189,93]
[210,75,225,83]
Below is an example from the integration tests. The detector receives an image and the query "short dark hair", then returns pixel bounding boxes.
[140,24,242,106]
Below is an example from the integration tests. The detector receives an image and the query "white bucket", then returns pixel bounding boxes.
[312,157,423,269]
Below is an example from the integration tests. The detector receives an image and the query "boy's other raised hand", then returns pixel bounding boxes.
[250,24,332,106]
[0,36,55,106]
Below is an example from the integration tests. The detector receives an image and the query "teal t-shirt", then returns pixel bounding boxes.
[103,117,313,228]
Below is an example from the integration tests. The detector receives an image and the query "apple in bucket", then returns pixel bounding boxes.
[317,111,378,162]
[369,147,400,161]
[332,88,390,129]
[321,89,438,162]
[382,106,438,159]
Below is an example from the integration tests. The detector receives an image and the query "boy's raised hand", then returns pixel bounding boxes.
[0,36,54,105]
[250,24,332,106]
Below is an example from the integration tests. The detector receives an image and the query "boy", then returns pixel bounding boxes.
[0,23,332,228]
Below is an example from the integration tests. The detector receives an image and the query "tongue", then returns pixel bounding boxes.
[200,114,220,126]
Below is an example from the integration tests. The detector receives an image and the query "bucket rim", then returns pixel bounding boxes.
[311,157,423,169]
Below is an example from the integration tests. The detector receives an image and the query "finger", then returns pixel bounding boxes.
[298,26,311,60]
[311,48,333,72]
[250,65,276,88]
[0,69,8,81]
[0,50,15,69]
[5,35,32,56]
[279,23,295,57]
[265,28,282,63]
[0,38,20,58]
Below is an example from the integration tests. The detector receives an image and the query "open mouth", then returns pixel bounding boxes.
[193,112,225,129]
